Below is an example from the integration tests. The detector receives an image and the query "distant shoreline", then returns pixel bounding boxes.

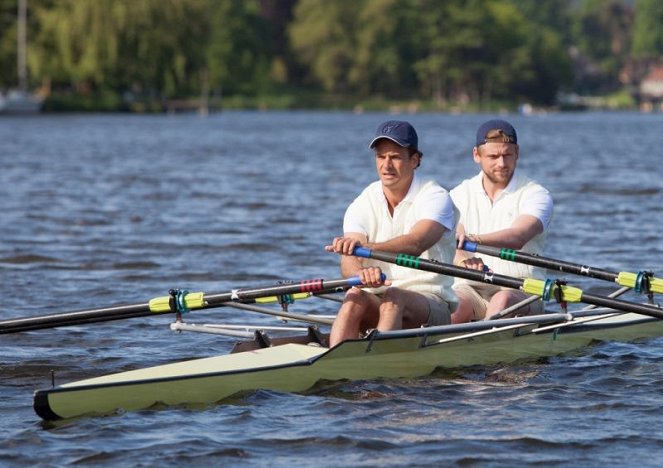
[36,90,647,114]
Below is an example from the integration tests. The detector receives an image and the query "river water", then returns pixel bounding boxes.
[1,111,662,466]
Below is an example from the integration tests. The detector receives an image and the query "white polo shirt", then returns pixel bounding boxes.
[450,171,553,280]
[344,174,457,303]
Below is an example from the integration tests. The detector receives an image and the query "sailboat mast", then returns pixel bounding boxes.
[17,0,27,91]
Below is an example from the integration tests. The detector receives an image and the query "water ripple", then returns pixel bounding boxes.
[1,112,662,466]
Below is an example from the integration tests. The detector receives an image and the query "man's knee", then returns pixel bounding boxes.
[380,287,405,307]
[491,290,521,308]
[343,287,370,307]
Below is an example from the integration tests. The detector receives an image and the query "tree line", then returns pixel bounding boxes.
[1,0,662,111]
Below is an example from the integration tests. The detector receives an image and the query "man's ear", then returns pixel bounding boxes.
[472,146,481,164]
[411,152,422,169]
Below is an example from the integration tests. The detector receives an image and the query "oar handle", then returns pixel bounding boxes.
[354,246,373,259]
[462,240,480,253]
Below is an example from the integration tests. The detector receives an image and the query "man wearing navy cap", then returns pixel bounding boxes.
[451,119,553,322]
[325,120,457,346]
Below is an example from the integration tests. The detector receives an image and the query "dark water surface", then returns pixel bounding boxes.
[1,111,662,466]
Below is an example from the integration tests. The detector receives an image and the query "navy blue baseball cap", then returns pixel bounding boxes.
[369,120,419,151]
[475,119,517,146]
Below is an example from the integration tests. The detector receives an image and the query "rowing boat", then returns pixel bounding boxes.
[2,246,658,420]
[34,308,662,420]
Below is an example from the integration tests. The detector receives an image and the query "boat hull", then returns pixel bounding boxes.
[34,312,663,420]
[0,91,42,114]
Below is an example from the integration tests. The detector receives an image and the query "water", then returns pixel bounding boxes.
[1,111,662,466]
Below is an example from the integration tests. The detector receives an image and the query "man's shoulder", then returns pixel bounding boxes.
[411,179,452,206]
[449,173,480,201]
[348,181,384,213]
[513,173,550,195]
[417,178,449,194]
[354,180,383,198]
[451,173,481,190]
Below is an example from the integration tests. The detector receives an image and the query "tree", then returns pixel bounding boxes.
[570,0,633,92]
[32,0,127,91]
[508,0,573,104]
[509,0,573,46]
[349,0,420,98]
[0,0,18,88]
[632,0,663,60]
[289,0,364,93]
[413,0,534,105]
[205,0,272,96]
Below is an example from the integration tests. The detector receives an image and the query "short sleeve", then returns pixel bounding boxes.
[449,184,467,223]
[520,185,553,229]
[415,184,455,231]
[343,198,368,234]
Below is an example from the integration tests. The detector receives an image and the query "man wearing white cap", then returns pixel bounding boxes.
[326,120,457,346]
[451,119,553,322]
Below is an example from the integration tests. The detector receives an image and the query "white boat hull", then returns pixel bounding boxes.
[34,312,663,420]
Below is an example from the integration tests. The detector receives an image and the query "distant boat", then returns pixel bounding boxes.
[0,90,42,114]
[0,0,42,115]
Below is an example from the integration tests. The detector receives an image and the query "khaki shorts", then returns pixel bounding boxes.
[453,282,543,320]
[419,292,452,326]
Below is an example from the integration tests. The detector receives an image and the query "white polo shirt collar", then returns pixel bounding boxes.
[380,173,422,208]
[471,170,521,201]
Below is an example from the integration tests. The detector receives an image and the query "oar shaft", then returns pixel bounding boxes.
[580,292,662,317]
[354,247,663,320]
[462,241,663,294]
[0,276,362,334]
[354,247,524,289]
[203,277,358,306]
[463,241,618,281]
[0,303,154,334]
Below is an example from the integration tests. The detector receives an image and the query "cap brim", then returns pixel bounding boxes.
[369,136,409,149]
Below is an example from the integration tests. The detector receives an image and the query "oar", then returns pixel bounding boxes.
[462,241,663,294]
[0,276,362,334]
[352,247,663,319]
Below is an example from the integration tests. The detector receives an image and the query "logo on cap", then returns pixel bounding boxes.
[369,120,419,151]
[475,119,517,146]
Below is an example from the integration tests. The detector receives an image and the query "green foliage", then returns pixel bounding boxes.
[0,0,18,87]
[0,0,650,110]
[205,0,272,95]
[22,0,271,102]
[289,0,365,93]
[507,0,573,104]
[571,0,633,81]
[350,0,419,98]
[632,0,663,59]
